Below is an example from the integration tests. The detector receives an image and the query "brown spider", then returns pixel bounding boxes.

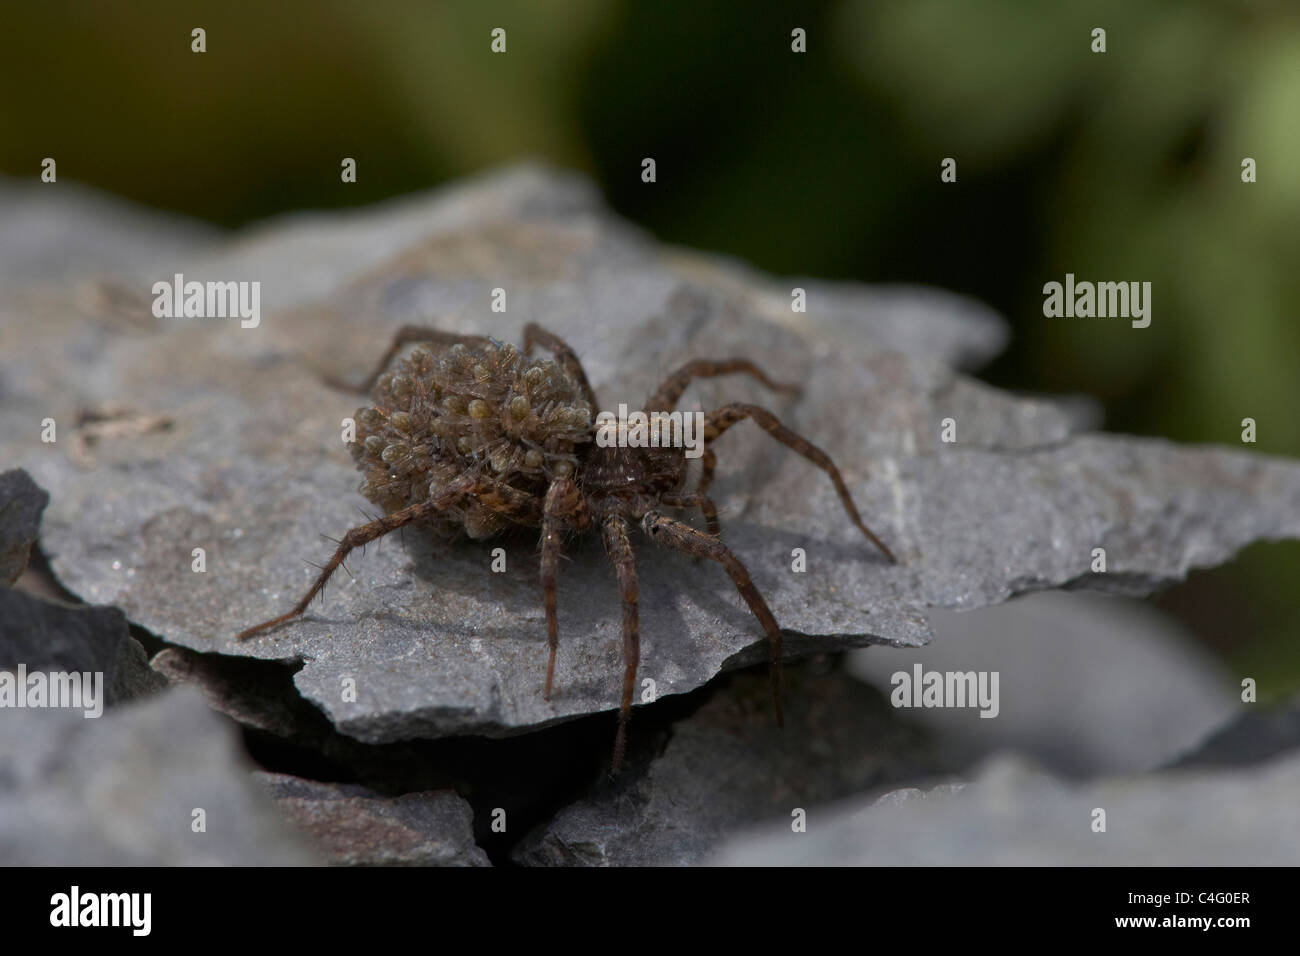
[237,323,895,769]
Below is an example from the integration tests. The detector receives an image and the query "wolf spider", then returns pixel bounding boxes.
[237,323,895,769]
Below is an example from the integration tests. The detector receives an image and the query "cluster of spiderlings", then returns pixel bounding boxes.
[349,338,593,539]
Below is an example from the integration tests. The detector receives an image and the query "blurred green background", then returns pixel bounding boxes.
[2,0,1296,695]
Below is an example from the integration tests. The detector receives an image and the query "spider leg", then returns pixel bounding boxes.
[328,325,491,395]
[698,447,717,496]
[540,478,589,699]
[522,322,598,412]
[236,475,482,641]
[640,511,784,728]
[703,402,896,563]
[660,491,720,537]
[646,359,801,412]
[600,514,639,772]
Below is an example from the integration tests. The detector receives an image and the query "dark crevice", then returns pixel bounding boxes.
[222,642,755,866]
[19,542,84,605]
[126,620,168,659]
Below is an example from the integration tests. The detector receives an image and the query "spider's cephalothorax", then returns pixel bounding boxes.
[238,323,896,770]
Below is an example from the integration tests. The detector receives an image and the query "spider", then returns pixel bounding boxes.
[237,323,895,769]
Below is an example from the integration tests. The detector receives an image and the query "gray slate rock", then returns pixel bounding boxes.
[848,591,1238,777]
[0,468,48,584]
[1169,691,1300,769]
[150,645,442,789]
[663,248,1008,373]
[0,687,319,865]
[3,164,1299,745]
[512,666,938,866]
[711,752,1300,866]
[255,772,489,866]
[151,645,340,747]
[0,176,220,285]
[0,588,166,704]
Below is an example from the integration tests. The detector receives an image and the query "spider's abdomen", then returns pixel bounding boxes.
[349,339,592,538]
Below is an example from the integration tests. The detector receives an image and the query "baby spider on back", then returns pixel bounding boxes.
[237,322,896,770]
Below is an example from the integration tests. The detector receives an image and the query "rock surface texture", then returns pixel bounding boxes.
[3,165,1296,747]
[710,752,1300,866]
[0,688,318,865]
[0,469,48,584]
[255,772,489,867]
[2,164,1298,866]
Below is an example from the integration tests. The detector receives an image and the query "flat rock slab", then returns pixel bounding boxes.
[0,587,166,705]
[4,165,1300,744]
[512,667,937,866]
[0,469,48,584]
[711,752,1300,866]
[149,645,445,789]
[0,176,220,284]
[0,687,319,865]
[848,590,1238,777]
[256,772,489,866]
[1,470,165,703]
[1169,691,1300,770]
[151,644,337,747]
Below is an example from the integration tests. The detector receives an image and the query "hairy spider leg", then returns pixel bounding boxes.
[645,358,800,531]
[519,321,601,700]
[641,511,785,728]
[601,515,640,772]
[645,358,802,413]
[702,403,896,564]
[698,447,717,496]
[540,477,589,699]
[328,325,492,395]
[660,491,720,537]
[236,473,533,641]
